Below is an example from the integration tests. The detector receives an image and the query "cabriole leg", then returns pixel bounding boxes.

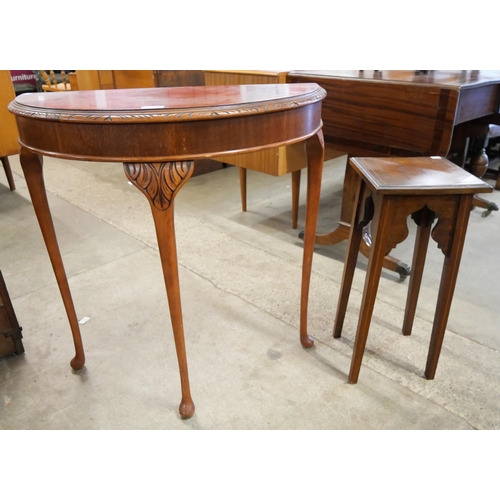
[20,148,85,370]
[124,161,195,418]
[300,131,325,348]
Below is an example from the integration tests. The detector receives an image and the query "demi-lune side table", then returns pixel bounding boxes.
[9,84,326,418]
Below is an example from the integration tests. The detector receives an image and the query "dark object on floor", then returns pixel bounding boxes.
[0,271,24,358]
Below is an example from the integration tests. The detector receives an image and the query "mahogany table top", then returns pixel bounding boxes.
[9,84,326,162]
[11,84,324,122]
[350,156,493,195]
[288,70,500,89]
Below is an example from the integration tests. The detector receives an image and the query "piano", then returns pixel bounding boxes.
[286,70,500,278]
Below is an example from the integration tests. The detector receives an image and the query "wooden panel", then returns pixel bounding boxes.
[205,70,288,85]
[75,70,100,90]
[216,142,343,176]
[113,70,156,89]
[206,70,290,174]
[68,72,78,90]
[0,71,19,157]
[77,71,157,90]
[455,85,500,124]
[288,73,459,157]
[215,143,308,176]
[98,70,115,89]
[215,147,281,175]
[156,70,205,87]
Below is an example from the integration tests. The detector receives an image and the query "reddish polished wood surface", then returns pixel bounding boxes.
[288,70,500,157]
[287,70,500,144]
[333,157,492,383]
[12,85,324,162]
[287,69,500,164]
[9,84,326,418]
[354,156,496,195]
[14,84,319,113]
[287,70,500,277]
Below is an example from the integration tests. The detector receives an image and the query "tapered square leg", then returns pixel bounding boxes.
[239,167,247,212]
[402,207,433,336]
[348,197,396,384]
[333,176,365,339]
[291,169,301,229]
[425,195,473,379]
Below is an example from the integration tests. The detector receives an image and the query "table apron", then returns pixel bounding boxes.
[14,103,323,163]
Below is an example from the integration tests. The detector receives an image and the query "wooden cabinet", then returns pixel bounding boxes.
[204,69,288,85]
[204,71,301,176]
[204,70,342,176]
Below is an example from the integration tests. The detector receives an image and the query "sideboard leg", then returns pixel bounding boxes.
[20,148,85,370]
[239,167,247,212]
[291,169,301,229]
[124,161,195,418]
[1,156,16,191]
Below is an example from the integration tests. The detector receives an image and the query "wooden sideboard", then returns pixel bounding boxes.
[205,70,305,176]
[204,71,343,228]
[204,70,288,85]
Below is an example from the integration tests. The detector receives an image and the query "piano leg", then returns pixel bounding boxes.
[450,122,499,217]
[299,156,411,281]
[469,143,499,217]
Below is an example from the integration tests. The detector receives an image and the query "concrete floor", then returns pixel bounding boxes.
[1,152,499,430]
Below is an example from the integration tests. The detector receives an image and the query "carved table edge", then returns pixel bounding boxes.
[8,87,327,124]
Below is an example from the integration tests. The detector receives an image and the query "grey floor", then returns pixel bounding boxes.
[1,152,499,430]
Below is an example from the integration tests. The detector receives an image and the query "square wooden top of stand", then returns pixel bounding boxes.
[349,156,493,196]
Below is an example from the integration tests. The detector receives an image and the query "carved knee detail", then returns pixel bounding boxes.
[124,161,194,211]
